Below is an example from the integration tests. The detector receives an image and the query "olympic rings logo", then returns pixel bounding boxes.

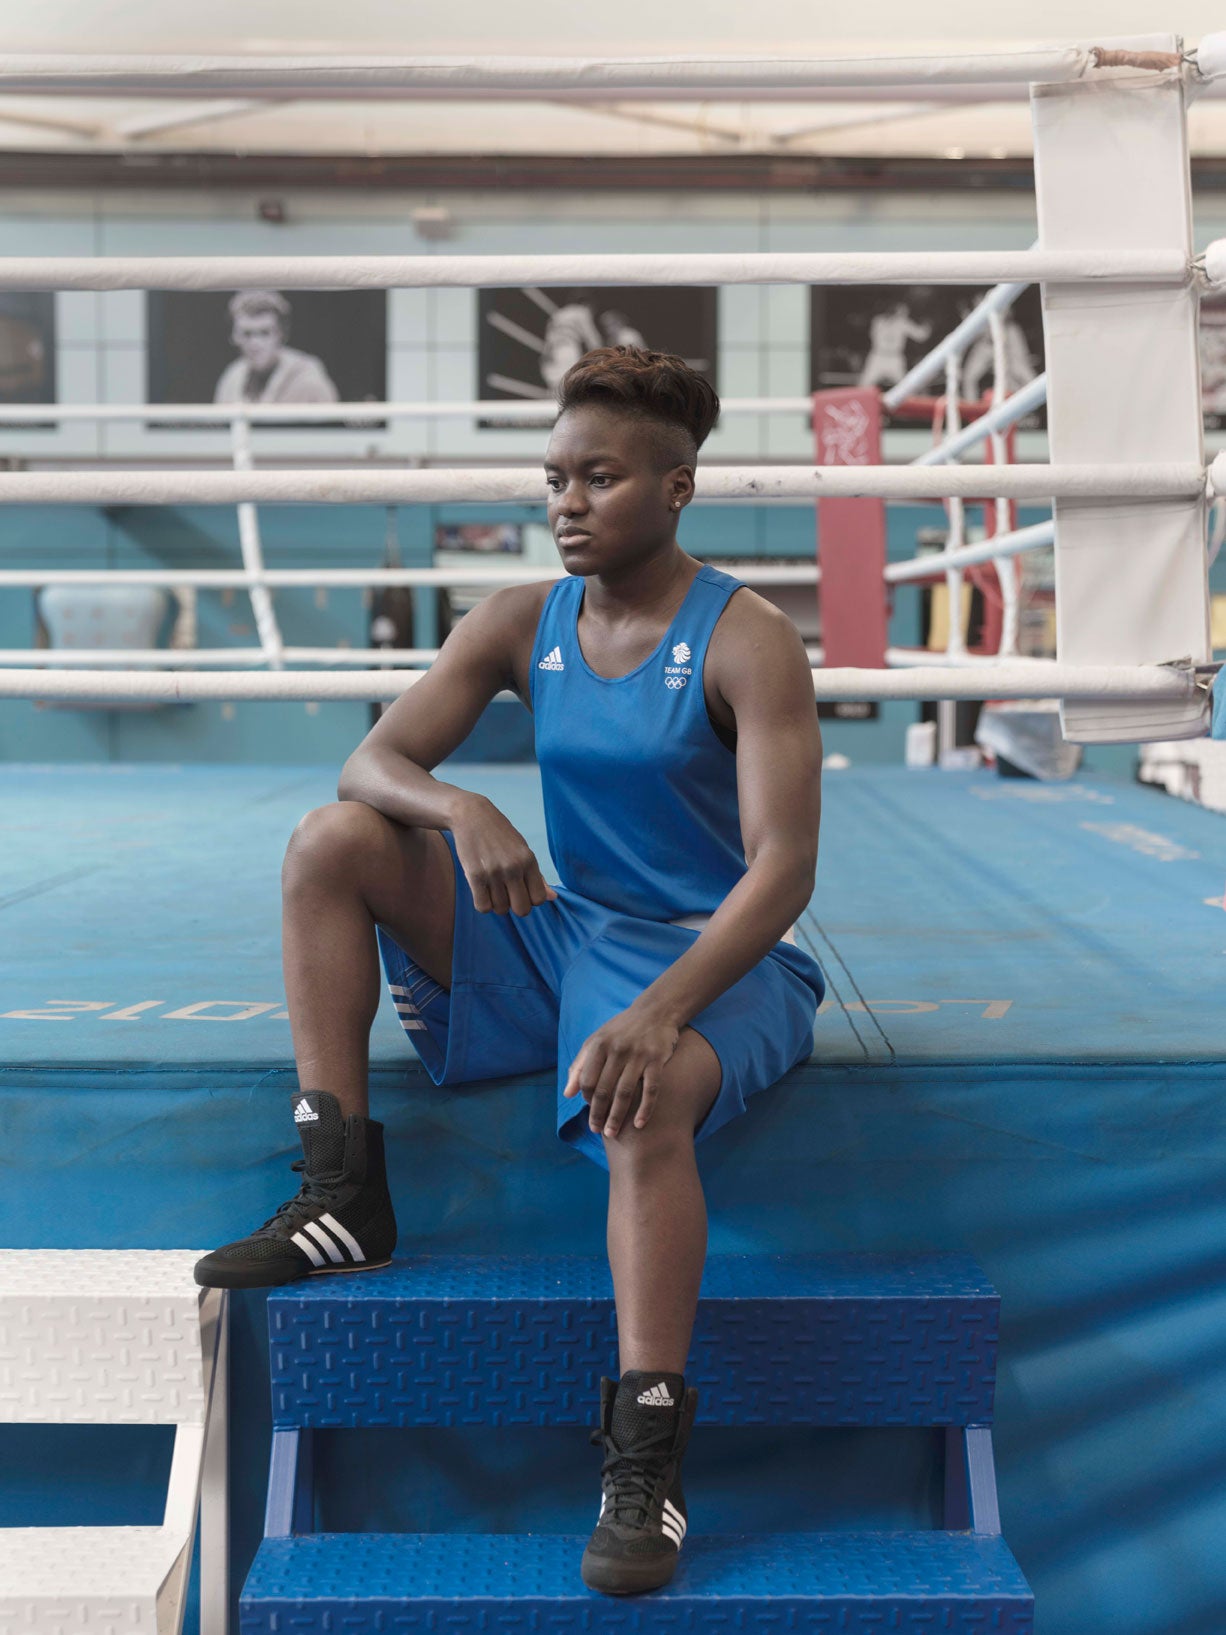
[665,675,687,689]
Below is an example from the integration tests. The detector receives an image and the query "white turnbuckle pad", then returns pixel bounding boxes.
[0,1250,229,1635]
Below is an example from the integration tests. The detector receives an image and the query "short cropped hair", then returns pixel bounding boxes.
[228,289,291,328]
[556,345,720,469]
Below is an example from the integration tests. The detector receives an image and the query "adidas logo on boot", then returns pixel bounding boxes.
[193,1090,397,1290]
[637,1381,675,1407]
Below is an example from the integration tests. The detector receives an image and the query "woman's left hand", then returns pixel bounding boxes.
[562,1003,681,1140]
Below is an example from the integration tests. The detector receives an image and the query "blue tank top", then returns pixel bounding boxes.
[529,562,824,995]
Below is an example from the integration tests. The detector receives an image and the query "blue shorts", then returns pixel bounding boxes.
[376,829,825,1171]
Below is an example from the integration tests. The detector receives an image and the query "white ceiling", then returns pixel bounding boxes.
[2,0,1219,49]
[3,3,1226,159]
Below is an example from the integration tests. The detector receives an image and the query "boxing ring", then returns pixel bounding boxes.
[1,33,1225,1635]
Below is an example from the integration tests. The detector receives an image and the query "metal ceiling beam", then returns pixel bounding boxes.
[117,99,279,139]
[7,150,1226,192]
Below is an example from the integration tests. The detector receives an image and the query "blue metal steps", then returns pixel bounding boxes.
[242,1531,1033,1633]
[244,1253,1033,1634]
[267,1252,999,1428]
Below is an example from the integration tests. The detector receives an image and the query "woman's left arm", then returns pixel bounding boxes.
[563,596,822,1132]
[631,594,822,1024]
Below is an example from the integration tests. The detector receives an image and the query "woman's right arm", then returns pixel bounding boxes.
[338,584,556,916]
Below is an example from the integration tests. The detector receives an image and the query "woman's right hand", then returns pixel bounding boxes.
[449,792,558,917]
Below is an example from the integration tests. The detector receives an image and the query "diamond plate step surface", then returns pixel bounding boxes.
[268,1252,998,1429]
[0,1250,210,1425]
[240,1530,1033,1634]
[0,1525,189,1632]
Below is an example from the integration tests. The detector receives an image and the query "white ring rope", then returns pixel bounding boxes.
[883,280,1029,411]
[890,291,1040,676]
[2,648,444,668]
[884,522,1056,585]
[0,564,819,590]
[0,386,1048,441]
[0,464,1203,506]
[0,249,1197,294]
[941,350,967,661]
[986,307,1022,660]
[917,375,1048,466]
[876,259,1046,678]
[0,663,1199,706]
[230,416,284,670]
[0,397,814,425]
[0,46,1116,100]
[1,643,828,670]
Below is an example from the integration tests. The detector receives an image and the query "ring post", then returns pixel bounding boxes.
[812,389,888,718]
[1031,37,1212,742]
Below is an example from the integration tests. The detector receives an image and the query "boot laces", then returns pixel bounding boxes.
[254,1158,343,1237]
[589,1422,675,1529]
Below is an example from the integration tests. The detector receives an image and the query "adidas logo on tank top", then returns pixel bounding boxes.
[538,645,565,671]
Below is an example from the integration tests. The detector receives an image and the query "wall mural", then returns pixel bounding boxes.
[145,289,387,425]
[476,285,717,426]
[810,284,1046,428]
[0,293,55,416]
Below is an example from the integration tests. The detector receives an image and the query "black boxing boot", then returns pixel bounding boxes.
[581,1370,698,1595]
[193,1090,396,1289]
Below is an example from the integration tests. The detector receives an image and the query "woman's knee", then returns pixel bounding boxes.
[282,800,400,890]
[602,1104,697,1169]
[600,1029,720,1160]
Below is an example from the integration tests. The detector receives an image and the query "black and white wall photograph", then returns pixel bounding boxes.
[145,288,387,423]
[810,283,1046,425]
[477,285,717,424]
[0,292,56,408]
